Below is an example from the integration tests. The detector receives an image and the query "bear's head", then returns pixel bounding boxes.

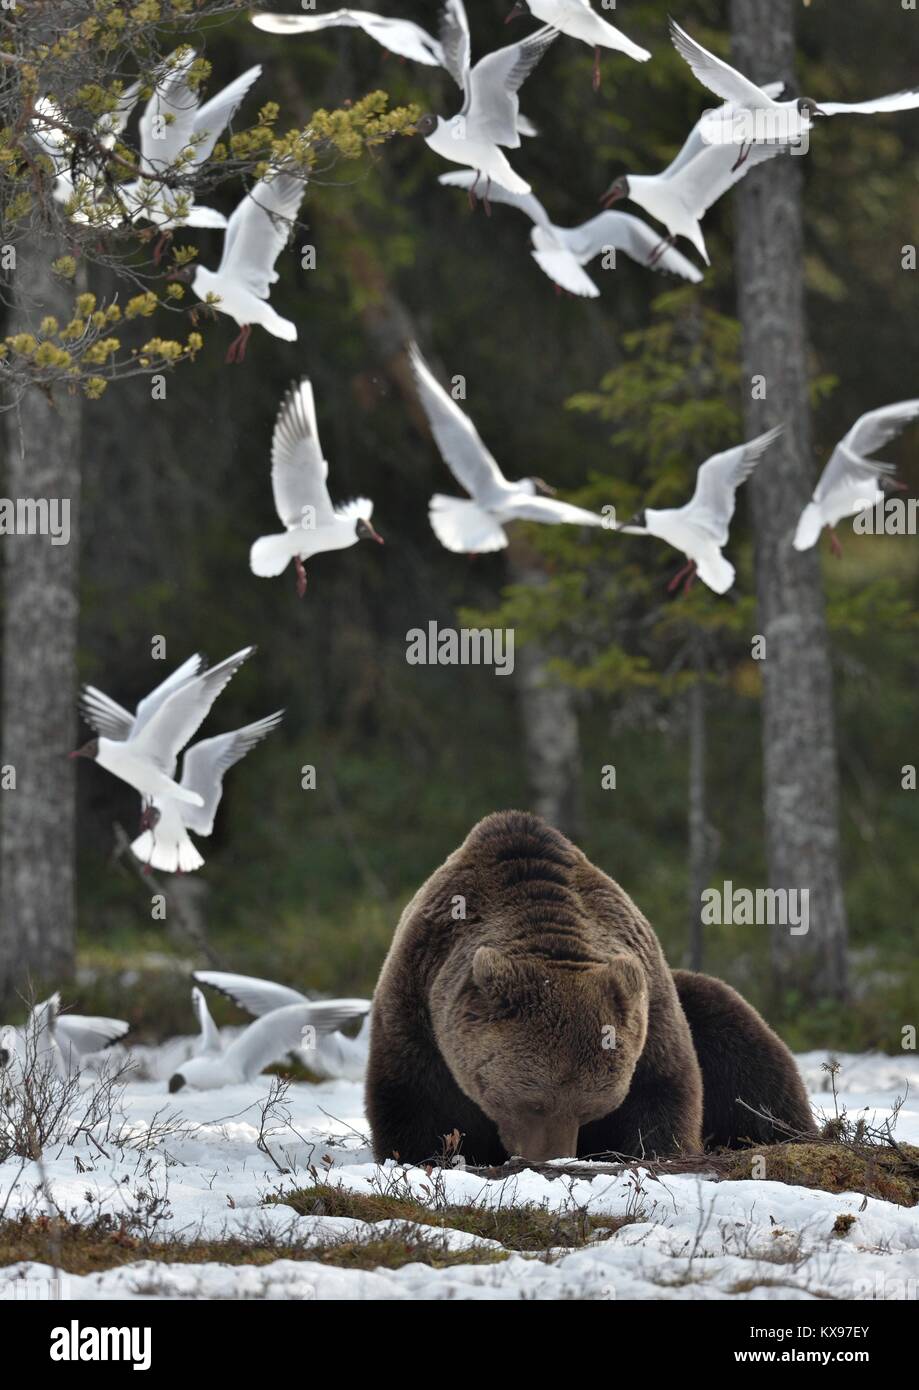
[437,947,649,1162]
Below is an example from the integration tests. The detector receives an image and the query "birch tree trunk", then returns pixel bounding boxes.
[0,239,82,1001]
[729,0,848,998]
[507,540,582,839]
[686,660,715,972]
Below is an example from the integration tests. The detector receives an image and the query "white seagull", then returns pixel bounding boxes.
[794,401,919,553]
[250,377,383,596]
[118,49,261,234]
[0,994,129,1078]
[671,20,919,158]
[193,970,373,1082]
[30,85,141,214]
[410,341,605,553]
[191,985,222,1057]
[438,169,703,294]
[618,426,784,594]
[506,0,649,90]
[129,713,283,874]
[72,647,255,813]
[33,54,259,236]
[600,92,787,264]
[168,997,371,1091]
[169,170,307,361]
[251,9,443,66]
[415,3,558,197]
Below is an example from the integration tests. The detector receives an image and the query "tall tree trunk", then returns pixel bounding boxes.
[686,653,712,972]
[730,0,848,999]
[507,540,582,838]
[0,239,82,1003]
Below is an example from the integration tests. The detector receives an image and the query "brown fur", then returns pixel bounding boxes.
[366,810,703,1165]
[673,970,817,1147]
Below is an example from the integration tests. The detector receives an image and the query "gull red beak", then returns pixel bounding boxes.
[600,185,623,209]
[67,750,80,759]
[505,2,526,21]
[370,526,384,545]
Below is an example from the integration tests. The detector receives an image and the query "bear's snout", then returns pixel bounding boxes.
[502,1116,579,1164]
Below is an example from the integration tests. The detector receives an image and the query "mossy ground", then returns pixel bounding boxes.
[272,1182,637,1252]
[0,1212,508,1276]
[719,1140,919,1207]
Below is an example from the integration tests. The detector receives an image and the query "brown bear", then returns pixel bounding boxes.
[673,970,816,1148]
[366,809,704,1165]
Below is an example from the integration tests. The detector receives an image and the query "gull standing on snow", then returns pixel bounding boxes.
[193,971,373,1082]
[600,93,787,265]
[415,2,558,197]
[794,401,919,553]
[169,170,307,361]
[72,647,255,813]
[130,713,283,874]
[505,1,649,90]
[0,994,129,1077]
[168,997,371,1091]
[439,170,703,295]
[670,20,919,161]
[251,9,444,65]
[410,342,605,553]
[250,377,383,597]
[618,427,783,594]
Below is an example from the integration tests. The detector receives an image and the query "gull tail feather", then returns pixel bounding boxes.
[250,532,298,577]
[130,829,205,874]
[428,495,508,554]
[793,502,823,551]
[696,550,735,595]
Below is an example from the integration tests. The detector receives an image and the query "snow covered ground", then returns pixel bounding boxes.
[2,1039,918,1301]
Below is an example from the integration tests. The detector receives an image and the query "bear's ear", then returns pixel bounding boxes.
[598,954,647,1010]
[472,946,516,998]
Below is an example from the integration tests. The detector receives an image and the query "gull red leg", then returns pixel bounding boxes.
[667,558,694,593]
[294,556,308,597]
[731,142,751,173]
[593,46,601,92]
[648,235,675,267]
[829,527,843,558]
[152,230,172,267]
[225,324,252,364]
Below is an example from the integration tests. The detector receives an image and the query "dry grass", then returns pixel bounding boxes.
[273,1181,639,1251]
[0,1212,509,1275]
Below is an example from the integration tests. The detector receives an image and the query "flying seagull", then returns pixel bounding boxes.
[409,341,605,553]
[415,3,558,196]
[670,20,919,161]
[31,84,141,215]
[80,652,206,747]
[121,50,261,234]
[129,713,283,873]
[0,994,129,1078]
[250,378,384,597]
[33,53,259,236]
[600,91,787,264]
[168,997,371,1091]
[168,170,307,361]
[618,427,784,594]
[251,9,443,65]
[72,647,255,813]
[505,0,650,90]
[438,170,703,294]
[252,3,541,140]
[193,970,373,1081]
[794,401,919,553]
